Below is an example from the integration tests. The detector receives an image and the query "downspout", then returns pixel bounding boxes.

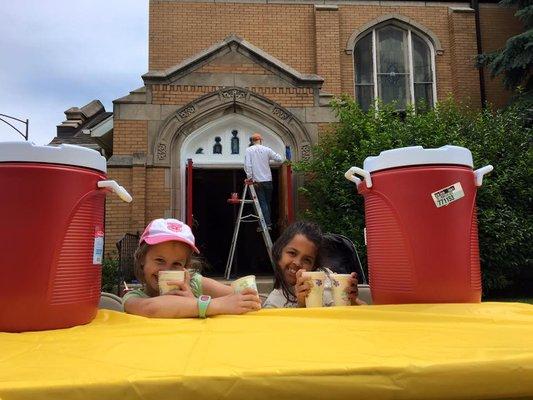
[472,0,487,108]
[187,158,193,228]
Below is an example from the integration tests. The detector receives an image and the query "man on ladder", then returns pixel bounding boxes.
[224,133,284,279]
[244,132,284,232]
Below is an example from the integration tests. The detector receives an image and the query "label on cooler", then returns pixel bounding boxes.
[431,182,465,208]
[93,227,104,265]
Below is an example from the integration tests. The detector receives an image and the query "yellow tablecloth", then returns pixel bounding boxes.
[1,303,533,400]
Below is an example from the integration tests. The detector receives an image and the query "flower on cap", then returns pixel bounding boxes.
[167,222,182,232]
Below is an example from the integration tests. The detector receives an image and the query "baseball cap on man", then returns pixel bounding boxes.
[251,133,262,141]
[139,218,199,253]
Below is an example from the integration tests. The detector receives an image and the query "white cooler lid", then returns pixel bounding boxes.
[0,141,107,172]
[363,145,473,173]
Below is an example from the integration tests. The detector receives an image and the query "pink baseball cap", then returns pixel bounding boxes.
[139,218,199,253]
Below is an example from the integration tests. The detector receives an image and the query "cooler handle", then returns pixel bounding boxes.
[474,165,493,187]
[344,167,373,188]
[98,180,133,203]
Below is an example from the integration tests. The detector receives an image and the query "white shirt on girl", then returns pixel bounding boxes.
[263,279,334,308]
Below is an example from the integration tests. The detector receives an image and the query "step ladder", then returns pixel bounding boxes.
[224,182,274,279]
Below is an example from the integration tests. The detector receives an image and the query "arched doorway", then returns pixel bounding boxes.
[152,87,312,276]
[180,114,286,277]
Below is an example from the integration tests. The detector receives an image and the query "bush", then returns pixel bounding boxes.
[101,258,119,293]
[296,98,532,295]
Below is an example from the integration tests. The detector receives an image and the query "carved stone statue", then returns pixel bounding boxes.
[231,130,239,154]
[213,136,222,154]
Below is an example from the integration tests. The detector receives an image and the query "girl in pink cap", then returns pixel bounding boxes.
[123,218,261,318]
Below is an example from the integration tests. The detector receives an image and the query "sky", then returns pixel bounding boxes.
[0,0,148,145]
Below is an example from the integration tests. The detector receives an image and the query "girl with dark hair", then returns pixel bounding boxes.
[263,221,363,308]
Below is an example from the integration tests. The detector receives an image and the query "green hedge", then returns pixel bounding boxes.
[101,258,119,293]
[296,98,532,295]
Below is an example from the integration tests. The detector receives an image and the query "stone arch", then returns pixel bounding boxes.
[179,114,286,166]
[151,87,313,218]
[345,14,443,55]
[152,86,312,167]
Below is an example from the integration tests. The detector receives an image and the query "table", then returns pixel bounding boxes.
[1,303,533,400]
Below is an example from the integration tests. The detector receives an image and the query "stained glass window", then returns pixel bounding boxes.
[354,24,435,112]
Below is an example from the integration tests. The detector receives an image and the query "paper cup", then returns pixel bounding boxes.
[231,275,257,293]
[331,273,352,306]
[302,271,326,308]
[158,270,185,295]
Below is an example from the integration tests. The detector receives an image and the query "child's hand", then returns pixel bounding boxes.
[347,272,366,305]
[295,269,311,307]
[211,288,261,315]
[165,270,195,298]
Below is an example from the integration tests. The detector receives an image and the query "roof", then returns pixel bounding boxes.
[50,100,113,156]
[142,34,324,87]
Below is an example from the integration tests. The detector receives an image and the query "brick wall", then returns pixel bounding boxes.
[104,168,132,256]
[113,120,148,155]
[146,168,171,224]
[151,85,314,108]
[131,165,147,233]
[149,1,316,74]
[479,4,523,108]
[448,9,481,107]
[104,166,173,256]
[339,5,456,100]
[149,1,521,107]
[197,60,271,75]
[315,7,341,95]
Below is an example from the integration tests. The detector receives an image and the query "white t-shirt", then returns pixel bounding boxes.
[244,144,283,182]
[263,280,334,309]
[263,288,298,309]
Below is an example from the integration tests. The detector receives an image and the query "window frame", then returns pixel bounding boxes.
[353,21,437,111]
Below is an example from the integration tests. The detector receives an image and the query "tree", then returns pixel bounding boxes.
[476,0,533,93]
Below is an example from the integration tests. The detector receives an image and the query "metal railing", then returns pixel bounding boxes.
[0,113,29,140]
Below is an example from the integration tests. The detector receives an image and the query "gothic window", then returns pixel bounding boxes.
[354,24,435,111]
[213,137,222,154]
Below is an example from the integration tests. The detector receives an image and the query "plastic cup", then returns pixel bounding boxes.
[331,273,352,306]
[302,271,326,308]
[158,270,185,295]
[231,275,257,293]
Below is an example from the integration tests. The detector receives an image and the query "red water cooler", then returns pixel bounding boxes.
[345,146,493,304]
[0,142,132,332]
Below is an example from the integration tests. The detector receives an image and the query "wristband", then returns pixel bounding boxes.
[197,295,211,318]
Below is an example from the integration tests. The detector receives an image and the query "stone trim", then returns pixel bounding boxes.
[152,86,313,167]
[315,4,338,10]
[142,34,324,88]
[114,87,147,105]
[449,7,474,13]
[132,152,147,167]
[157,0,470,5]
[345,13,444,55]
[108,155,133,167]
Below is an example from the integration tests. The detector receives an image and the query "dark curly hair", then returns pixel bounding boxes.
[271,221,322,304]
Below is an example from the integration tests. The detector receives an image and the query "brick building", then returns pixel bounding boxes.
[53,0,522,276]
